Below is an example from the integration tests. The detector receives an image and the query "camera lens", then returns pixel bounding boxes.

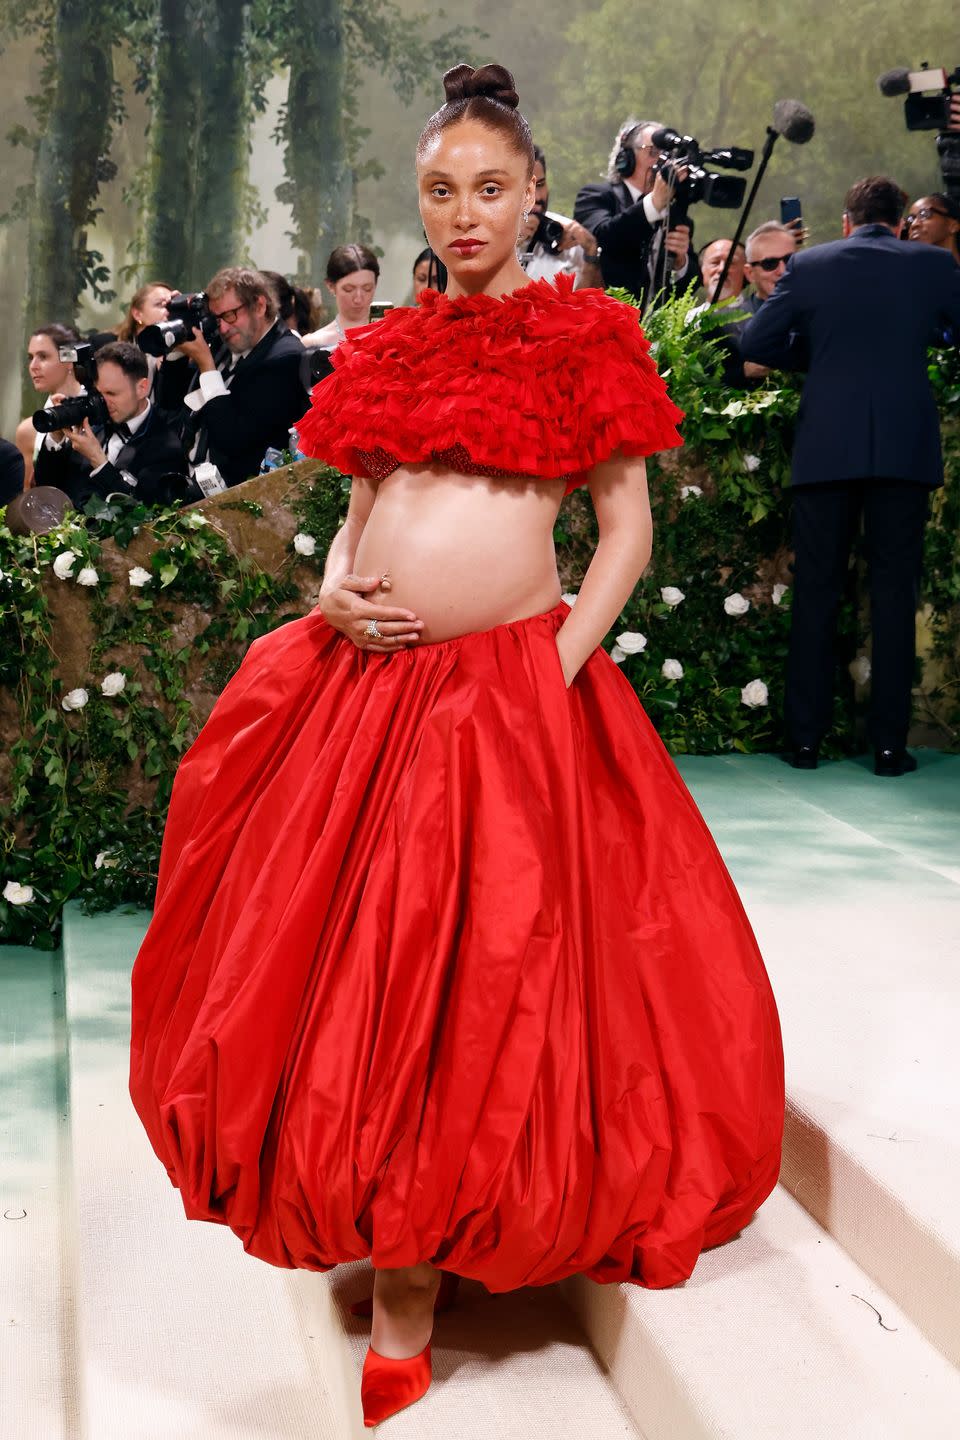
[138,319,189,357]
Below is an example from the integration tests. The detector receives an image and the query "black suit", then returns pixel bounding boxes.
[33,403,190,510]
[0,438,25,504]
[573,179,700,309]
[158,322,307,489]
[740,226,960,750]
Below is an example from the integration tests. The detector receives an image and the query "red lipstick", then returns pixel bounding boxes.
[449,239,486,254]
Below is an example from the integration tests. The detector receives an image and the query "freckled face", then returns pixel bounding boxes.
[417,118,535,288]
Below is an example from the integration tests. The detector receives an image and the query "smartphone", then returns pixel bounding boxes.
[780,196,802,228]
[370,301,395,321]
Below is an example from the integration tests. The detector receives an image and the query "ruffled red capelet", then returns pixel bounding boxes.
[296,273,684,494]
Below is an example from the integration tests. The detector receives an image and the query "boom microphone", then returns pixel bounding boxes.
[772,99,815,144]
[878,68,912,97]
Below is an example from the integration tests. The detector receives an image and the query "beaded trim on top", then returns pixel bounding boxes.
[296,273,684,494]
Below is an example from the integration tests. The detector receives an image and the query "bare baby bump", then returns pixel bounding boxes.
[352,467,567,644]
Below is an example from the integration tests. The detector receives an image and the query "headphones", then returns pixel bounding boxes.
[614,123,644,179]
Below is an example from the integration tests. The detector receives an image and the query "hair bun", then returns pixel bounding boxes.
[442,62,520,110]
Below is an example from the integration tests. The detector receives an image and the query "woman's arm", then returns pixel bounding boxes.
[14,419,36,488]
[318,475,424,652]
[555,452,653,686]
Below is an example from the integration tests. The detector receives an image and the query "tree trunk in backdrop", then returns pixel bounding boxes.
[281,0,351,283]
[146,0,251,288]
[192,0,251,282]
[145,0,201,284]
[24,0,117,337]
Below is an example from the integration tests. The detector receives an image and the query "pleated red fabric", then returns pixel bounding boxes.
[129,601,784,1290]
[294,275,685,493]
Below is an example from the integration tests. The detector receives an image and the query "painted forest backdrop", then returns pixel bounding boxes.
[0,1,954,432]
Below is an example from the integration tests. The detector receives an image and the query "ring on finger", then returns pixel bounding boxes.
[365,619,383,640]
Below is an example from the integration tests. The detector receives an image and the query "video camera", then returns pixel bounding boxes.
[138,290,218,356]
[879,62,960,201]
[32,341,109,433]
[651,128,753,209]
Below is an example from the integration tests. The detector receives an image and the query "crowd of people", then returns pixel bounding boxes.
[2,117,959,775]
[2,113,959,519]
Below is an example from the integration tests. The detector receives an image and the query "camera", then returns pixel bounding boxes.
[138,290,217,356]
[33,391,109,434]
[534,212,566,254]
[879,62,960,201]
[652,128,753,209]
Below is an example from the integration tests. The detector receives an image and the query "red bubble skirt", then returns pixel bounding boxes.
[129,597,784,1291]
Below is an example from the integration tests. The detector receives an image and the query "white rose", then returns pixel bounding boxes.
[61,688,89,712]
[293,532,317,556]
[100,671,126,697]
[743,454,761,472]
[680,485,703,501]
[76,567,99,587]
[741,679,769,708]
[561,592,578,606]
[660,586,685,608]
[615,631,647,654]
[3,879,34,905]
[772,583,788,606]
[128,566,152,588]
[609,645,627,665]
[724,592,751,617]
[53,550,79,579]
[661,658,684,680]
[849,655,872,686]
[94,850,119,870]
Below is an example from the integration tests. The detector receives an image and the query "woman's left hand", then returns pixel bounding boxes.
[555,637,574,688]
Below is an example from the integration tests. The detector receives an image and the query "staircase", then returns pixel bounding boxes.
[3,752,958,1438]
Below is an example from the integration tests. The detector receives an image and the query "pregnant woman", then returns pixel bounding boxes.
[130,63,784,1429]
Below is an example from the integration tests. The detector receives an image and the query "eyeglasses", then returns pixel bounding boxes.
[209,302,248,326]
[636,144,662,157]
[908,207,949,223]
[747,255,792,272]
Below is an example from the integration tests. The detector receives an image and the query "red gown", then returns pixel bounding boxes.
[129,276,784,1291]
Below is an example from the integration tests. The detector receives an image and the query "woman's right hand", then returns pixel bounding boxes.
[320,573,424,652]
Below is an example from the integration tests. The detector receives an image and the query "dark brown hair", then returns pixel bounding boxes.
[844,176,908,228]
[326,244,380,284]
[116,281,173,342]
[417,63,535,176]
[94,340,149,382]
[30,322,80,349]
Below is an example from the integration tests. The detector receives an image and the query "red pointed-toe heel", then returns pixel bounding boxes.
[361,1342,432,1428]
[350,1270,460,1320]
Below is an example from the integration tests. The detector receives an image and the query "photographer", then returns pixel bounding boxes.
[519,145,601,287]
[157,267,306,495]
[34,342,189,509]
[574,119,700,310]
[15,323,85,487]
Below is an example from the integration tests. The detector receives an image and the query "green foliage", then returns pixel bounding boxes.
[0,466,348,948]
[560,291,959,757]
[535,2,954,249]
[2,309,958,947]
